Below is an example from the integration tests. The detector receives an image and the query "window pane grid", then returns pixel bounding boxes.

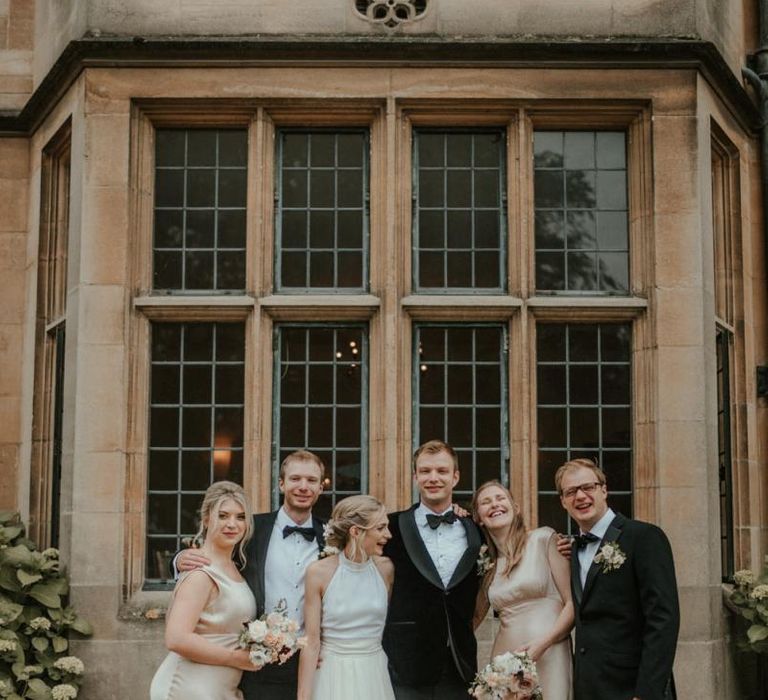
[146,322,245,586]
[414,324,509,502]
[275,325,368,519]
[534,131,628,294]
[413,130,507,291]
[536,323,632,534]
[277,130,369,291]
[153,129,248,292]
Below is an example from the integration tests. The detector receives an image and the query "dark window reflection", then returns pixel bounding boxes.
[415,324,508,501]
[536,323,632,533]
[277,131,368,291]
[146,322,245,584]
[276,326,367,519]
[413,130,506,291]
[534,131,629,294]
[153,129,247,292]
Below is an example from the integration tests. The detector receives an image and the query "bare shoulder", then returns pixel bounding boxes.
[372,555,394,582]
[305,555,339,587]
[174,567,218,602]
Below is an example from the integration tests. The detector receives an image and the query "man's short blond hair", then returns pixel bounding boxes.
[279,449,326,480]
[412,439,459,472]
[554,457,606,495]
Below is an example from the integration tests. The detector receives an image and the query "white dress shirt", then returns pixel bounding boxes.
[414,503,468,588]
[264,507,319,632]
[577,507,616,588]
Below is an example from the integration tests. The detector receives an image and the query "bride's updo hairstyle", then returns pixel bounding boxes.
[194,481,253,566]
[324,495,387,562]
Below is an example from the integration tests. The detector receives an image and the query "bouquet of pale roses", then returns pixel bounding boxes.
[469,650,543,700]
[238,600,306,669]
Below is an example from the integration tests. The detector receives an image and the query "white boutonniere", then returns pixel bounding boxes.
[318,521,339,559]
[476,544,494,576]
[593,541,626,573]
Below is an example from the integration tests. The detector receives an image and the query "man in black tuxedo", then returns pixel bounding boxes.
[557,458,679,700]
[383,439,483,700]
[176,450,326,700]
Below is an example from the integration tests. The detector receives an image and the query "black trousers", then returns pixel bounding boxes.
[240,653,298,700]
[392,647,469,700]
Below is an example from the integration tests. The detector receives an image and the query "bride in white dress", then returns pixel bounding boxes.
[297,495,395,700]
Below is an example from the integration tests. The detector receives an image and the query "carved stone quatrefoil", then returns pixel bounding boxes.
[354,0,429,28]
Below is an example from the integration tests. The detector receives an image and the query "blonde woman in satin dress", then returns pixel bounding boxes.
[150,481,257,700]
[472,481,574,700]
[297,495,395,700]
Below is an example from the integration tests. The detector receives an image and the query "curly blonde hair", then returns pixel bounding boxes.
[194,481,253,567]
[324,495,387,562]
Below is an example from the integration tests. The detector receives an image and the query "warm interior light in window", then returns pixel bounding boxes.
[213,434,232,478]
[420,364,428,372]
[336,351,343,358]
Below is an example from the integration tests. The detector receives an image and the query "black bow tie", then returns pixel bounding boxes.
[282,525,316,542]
[426,511,458,529]
[574,532,600,549]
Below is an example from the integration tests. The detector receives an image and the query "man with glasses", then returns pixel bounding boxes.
[556,458,679,700]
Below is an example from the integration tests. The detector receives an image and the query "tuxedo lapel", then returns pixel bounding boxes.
[581,514,625,606]
[312,517,326,548]
[447,517,482,589]
[570,539,584,608]
[253,511,278,611]
[399,508,445,591]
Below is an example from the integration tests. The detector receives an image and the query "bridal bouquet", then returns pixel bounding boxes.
[469,650,543,700]
[238,600,306,669]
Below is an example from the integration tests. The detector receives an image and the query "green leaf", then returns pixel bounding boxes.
[51,636,67,653]
[1,527,22,541]
[31,637,48,652]
[25,678,52,700]
[70,616,93,636]
[0,566,21,592]
[47,578,68,596]
[16,569,42,587]
[0,546,34,569]
[746,624,768,643]
[28,583,61,610]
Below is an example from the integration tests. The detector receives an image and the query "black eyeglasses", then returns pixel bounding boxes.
[561,481,605,500]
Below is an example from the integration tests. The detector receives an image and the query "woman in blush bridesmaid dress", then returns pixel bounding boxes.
[150,482,257,700]
[472,481,574,700]
[297,495,396,700]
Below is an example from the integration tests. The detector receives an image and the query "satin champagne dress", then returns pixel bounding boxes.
[487,527,573,700]
[150,565,256,700]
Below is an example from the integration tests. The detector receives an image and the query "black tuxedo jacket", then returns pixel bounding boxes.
[571,513,679,700]
[382,505,482,687]
[238,510,325,695]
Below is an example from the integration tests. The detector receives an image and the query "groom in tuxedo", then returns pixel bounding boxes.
[176,449,326,700]
[383,439,483,700]
[557,458,679,700]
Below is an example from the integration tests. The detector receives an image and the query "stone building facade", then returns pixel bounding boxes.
[0,0,766,697]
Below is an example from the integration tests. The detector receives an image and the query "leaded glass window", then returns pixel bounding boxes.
[277,130,369,291]
[534,131,628,293]
[716,328,734,580]
[275,326,367,517]
[153,129,247,291]
[414,324,508,502]
[146,322,245,584]
[413,130,506,291]
[537,323,632,532]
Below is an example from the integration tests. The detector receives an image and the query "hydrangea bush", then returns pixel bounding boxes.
[0,512,92,699]
[728,558,768,654]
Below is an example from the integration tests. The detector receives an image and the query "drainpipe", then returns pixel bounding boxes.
[742,0,768,398]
